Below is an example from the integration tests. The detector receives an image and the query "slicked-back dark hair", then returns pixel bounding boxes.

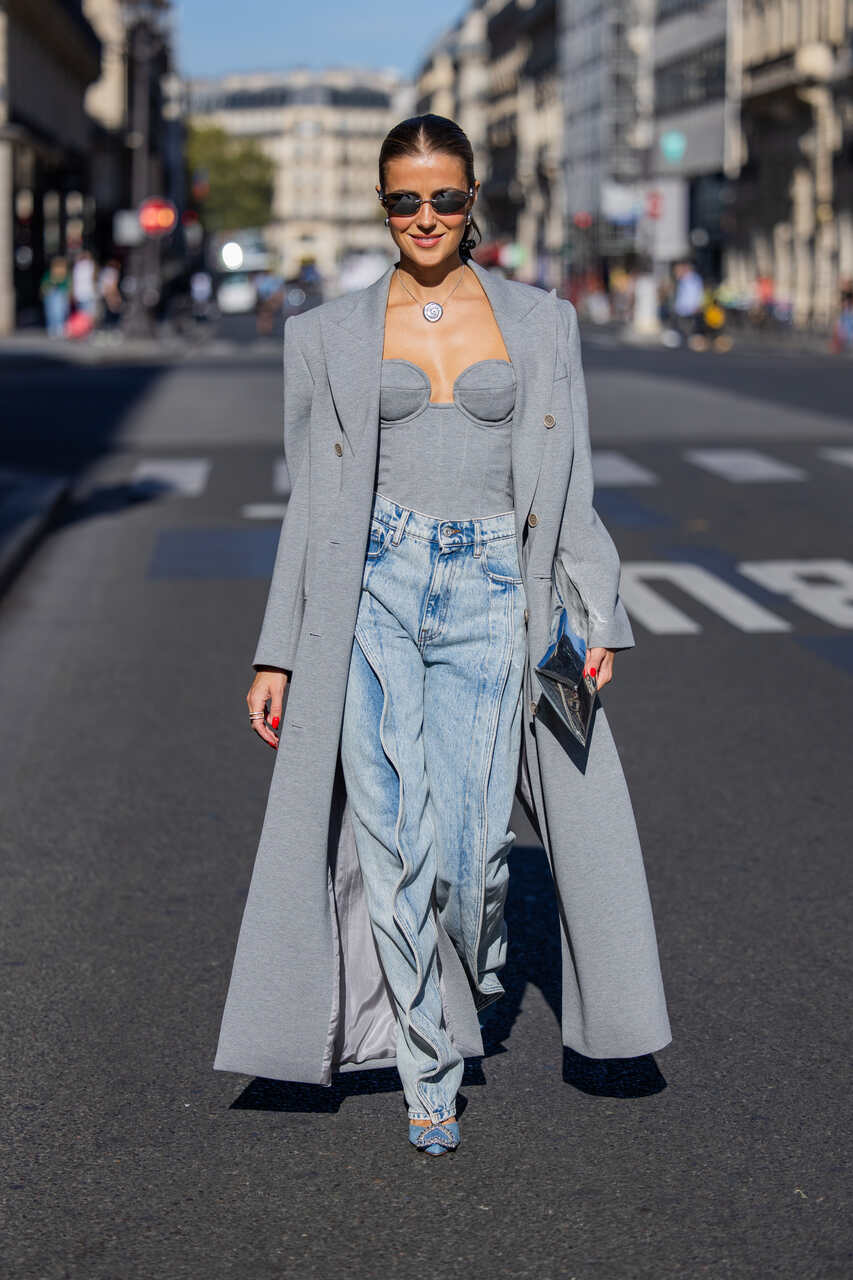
[378,114,481,260]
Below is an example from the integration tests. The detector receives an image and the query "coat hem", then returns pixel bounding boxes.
[213,1054,329,1085]
[562,1031,672,1060]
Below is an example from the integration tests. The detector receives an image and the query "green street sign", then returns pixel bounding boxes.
[660,130,687,164]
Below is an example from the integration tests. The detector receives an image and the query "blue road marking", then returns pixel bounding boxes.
[594,490,673,529]
[793,635,853,676]
[147,527,278,579]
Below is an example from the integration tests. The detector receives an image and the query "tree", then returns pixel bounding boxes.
[185,124,275,232]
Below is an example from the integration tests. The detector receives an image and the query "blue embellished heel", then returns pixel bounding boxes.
[408,1120,460,1157]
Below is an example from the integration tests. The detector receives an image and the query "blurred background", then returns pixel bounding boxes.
[1,0,852,350]
[2,4,852,1278]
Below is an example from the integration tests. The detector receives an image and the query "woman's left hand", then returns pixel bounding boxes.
[583,646,616,691]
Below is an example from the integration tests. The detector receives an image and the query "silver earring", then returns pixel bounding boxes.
[384,216,390,226]
[466,214,472,225]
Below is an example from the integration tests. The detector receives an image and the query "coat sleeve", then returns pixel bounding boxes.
[556,298,635,652]
[252,317,315,672]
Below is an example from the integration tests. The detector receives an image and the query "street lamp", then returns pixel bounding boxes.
[120,0,172,336]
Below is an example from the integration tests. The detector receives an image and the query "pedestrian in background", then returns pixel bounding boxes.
[673,260,706,349]
[215,114,671,1157]
[98,258,124,337]
[40,256,71,338]
[831,283,853,353]
[71,249,97,319]
[189,269,213,324]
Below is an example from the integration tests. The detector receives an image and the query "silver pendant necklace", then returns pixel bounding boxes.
[395,263,467,323]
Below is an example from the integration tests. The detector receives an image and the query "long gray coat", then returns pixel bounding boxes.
[214,260,671,1083]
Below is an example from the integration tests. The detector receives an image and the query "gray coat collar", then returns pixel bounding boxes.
[319,259,560,530]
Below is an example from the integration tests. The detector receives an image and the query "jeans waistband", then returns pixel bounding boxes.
[371,490,516,549]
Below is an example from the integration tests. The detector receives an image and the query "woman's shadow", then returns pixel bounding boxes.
[230,845,666,1115]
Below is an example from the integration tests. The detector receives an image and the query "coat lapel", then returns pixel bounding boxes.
[320,264,395,458]
[467,261,558,538]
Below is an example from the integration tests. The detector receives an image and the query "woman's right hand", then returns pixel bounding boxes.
[247,668,289,749]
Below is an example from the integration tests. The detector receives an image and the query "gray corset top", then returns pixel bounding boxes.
[377,358,516,521]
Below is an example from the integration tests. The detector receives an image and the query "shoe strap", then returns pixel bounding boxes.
[413,1123,458,1149]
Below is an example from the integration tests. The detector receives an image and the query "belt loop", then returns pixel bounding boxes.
[474,520,482,558]
[392,506,410,545]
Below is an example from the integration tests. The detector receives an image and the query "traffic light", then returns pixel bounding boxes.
[138,197,178,238]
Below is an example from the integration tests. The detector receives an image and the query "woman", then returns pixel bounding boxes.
[215,115,671,1157]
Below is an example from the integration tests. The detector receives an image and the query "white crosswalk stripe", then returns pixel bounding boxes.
[129,444,848,508]
[684,448,807,482]
[619,563,792,634]
[242,503,287,520]
[272,459,290,494]
[818,446,853,471]
[738,559,853,628]
[131,458,211,497]
[592,451,659,486]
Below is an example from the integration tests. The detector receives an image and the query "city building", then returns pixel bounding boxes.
[484,0,564,286]
[559,0,655,273]
[187,69,412,281]
[416,0,565,288]
[0,0,183,335]
[724,0,853,327]
[84,1,182,264]
[0,0,102,332]
[415,1,489,157]
[650,0,728,277]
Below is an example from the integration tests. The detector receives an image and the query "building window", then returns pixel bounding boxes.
[656,0,712,21]
[655,39,726,115]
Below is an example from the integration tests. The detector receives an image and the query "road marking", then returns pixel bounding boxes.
[738,559,853,627]
[148,527,278,578]
[242,502,287,520]
[131,458,211,497]
[620,562,791,633]
[818,446,853,471]
[684,448,807,482]
[592,451,659,486]
[595,491,673,528]
[273,459,290,494]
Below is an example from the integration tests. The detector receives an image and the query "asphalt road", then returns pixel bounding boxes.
[1,325,851,1279]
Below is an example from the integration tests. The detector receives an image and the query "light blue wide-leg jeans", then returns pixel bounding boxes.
[340,493,527,1123]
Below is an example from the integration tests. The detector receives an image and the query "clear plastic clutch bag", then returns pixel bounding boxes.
[535,559,598,748]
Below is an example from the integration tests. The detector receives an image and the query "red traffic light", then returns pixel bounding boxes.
[645,190,663,220]
[573,211,593,230]
[138,197,178,238]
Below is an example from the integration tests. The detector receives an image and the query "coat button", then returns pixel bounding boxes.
[530,699,538,717]
[523,607,529,623]
[527,512,538,528]
[334,441,343,457]
[544,413,556,428]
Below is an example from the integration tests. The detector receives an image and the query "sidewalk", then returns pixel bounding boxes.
[598,319,851,360]
[0,468,70,595]
[0,329,280,366]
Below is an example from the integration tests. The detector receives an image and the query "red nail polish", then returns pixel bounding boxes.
[588,666,597,678]
[271,716,280,730]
